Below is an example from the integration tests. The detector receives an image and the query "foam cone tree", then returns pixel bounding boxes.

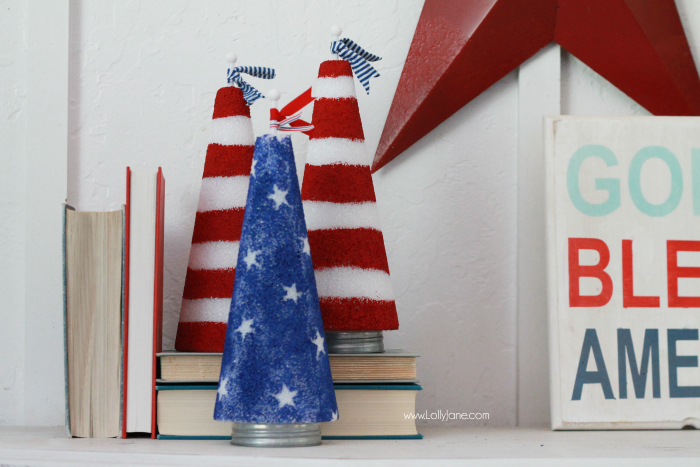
[301,31,399,332]
[214,130,337,432]
[176,57,274,352]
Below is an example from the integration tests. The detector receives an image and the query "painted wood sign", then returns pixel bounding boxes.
[546,116,700,429]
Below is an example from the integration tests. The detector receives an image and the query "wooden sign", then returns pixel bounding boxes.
[546,117,700,429]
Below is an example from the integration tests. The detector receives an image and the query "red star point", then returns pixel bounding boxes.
[372,0,700,172]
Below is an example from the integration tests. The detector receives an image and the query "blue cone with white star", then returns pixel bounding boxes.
[214,134,338,425]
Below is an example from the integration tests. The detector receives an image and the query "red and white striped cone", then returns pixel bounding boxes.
[175,58,254,352]
[301,50,399,352]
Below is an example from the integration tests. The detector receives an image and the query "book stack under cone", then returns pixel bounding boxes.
[155,350,421,439]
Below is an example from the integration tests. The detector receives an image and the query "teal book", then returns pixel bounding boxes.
[156,383,422,440]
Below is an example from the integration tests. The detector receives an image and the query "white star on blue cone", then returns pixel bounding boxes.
[282,283,303,303]
[218,377,229,397]
[268,185,290,210]
[243,249,262,271]
[273,384,298,408]
[311,331,325,359]
[235,318,255,340]
[300,236,311,255]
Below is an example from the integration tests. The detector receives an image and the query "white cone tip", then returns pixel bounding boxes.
[268,88,280,102]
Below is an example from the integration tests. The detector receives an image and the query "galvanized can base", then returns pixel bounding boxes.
[230,423,321,447]
[325,331,384,353]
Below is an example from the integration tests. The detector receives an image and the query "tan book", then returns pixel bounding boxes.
[157,350,418,383]
[64,205,123,438]
[156,384,422,439]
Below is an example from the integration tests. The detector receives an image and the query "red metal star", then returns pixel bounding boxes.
[372,0,700,172]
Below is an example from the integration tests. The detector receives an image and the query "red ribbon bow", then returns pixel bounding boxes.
[270,88,315,136]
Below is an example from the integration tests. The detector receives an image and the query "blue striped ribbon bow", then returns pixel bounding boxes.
[271,111,315,133]
[227,66,276,106]
[330,38,381,94]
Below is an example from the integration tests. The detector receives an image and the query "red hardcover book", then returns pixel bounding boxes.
[123,167,165,438]
[151,168,165,438]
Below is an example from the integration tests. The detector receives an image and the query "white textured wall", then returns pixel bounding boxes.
[377,74,519,425]
[1,0,69,427]
[0,0,27,426]
[2,0,700,427]
[65,0,517,426]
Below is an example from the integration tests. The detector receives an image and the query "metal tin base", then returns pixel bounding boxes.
[325,331,384,353]
[230,423,321,447]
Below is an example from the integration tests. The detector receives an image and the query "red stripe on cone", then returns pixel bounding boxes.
[191,208,245,243]
[302,60,400,332]
[175,321,227,352]
[177,84,253,354]
[183,268,236,299]
[318,60,353,78]
[309,98,365,141]
[212,87,251,119]
[308,228,390,273]
[320,297,399,331]
[203,144,254,178]
[301,164,376,203]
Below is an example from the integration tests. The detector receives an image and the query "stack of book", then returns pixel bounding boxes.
[64,166,422,440]
[156,350,422,439]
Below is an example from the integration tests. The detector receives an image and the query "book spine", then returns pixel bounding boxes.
[151,167,165,438]
[122,167,131,438]
[62,203,73,438]
[119,205,126,438]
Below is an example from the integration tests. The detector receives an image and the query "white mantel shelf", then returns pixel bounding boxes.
[0,426,698,466]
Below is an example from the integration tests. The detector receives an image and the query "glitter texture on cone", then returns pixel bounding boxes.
[215,135,337,423]
[302,60,399,331]
[175,87,254,352]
